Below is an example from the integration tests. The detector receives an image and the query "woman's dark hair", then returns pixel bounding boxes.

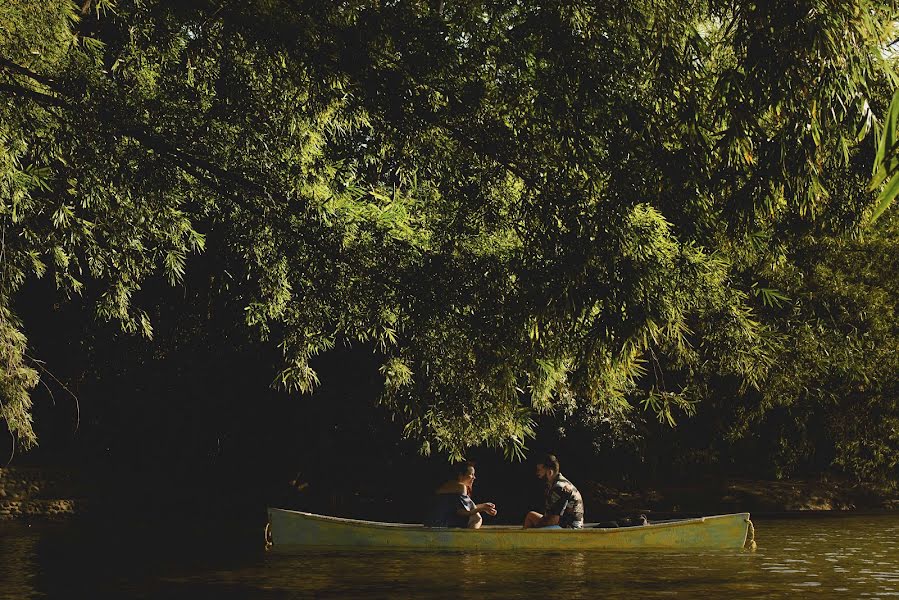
[453,461,475,478]
[538,454,560,472]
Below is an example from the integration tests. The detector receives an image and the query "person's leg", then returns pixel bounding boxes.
[523,511,543,528]
[467,513,483,529]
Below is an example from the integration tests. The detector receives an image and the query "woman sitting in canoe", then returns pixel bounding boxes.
[424,462,498,528]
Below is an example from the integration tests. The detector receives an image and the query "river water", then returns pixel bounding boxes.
[2,514,898,598]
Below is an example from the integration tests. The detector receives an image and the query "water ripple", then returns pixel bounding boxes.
[1,514,898,599]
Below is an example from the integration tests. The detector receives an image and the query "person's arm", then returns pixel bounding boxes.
[456,490,497,517]
[456,502,497,517]
[539,488,569,526]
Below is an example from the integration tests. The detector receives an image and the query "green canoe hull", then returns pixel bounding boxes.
[267,508,752,551]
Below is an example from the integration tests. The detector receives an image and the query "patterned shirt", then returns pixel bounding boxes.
[544,473,584,528]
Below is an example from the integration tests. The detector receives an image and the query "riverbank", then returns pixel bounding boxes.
[585,477,899,516]
[2,465,897,521]
[0,467,85,520]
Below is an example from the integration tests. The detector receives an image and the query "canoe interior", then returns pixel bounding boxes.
[267,508,752,551]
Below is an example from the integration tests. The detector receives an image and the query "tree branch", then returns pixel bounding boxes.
[0,83,67,108]
[0,58,59,89]
[0,57,275,204]
[120,128,268,196]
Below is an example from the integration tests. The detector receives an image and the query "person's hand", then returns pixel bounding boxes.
[477,502,498,517]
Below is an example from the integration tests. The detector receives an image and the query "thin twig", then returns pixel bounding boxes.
[38,377,57,407]
[1,216,6,299]
[648,345,666,393]
[3,432,13,467]
[24,353,80,434]
[0,212,10,464]
[200,0,237,29]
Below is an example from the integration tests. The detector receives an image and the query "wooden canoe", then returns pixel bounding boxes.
[266,508,754,551]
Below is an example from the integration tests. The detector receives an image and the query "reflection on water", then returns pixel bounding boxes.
[1,514,898,599]
[0,524,39,599]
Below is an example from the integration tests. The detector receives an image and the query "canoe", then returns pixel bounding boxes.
[266,508,754,551]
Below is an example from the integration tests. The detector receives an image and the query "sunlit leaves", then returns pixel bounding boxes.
[0,307,39,447]
[870,88,899,223]
[723,217,899,481]
[1,0,897,462]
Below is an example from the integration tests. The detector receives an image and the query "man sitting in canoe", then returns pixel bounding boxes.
[523,454,584,529]
[423,462,498,528]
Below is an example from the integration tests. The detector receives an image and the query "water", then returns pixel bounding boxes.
[2,514,898,598]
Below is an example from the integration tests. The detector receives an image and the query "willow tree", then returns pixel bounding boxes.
[1,0,895,458]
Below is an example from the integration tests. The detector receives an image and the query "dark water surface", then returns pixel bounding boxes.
[2,514,898,598]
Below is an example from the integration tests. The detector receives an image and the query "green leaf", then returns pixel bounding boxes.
[869,89,899,223]
[871,172,899,223]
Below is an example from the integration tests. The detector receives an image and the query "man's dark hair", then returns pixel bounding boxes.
[453,461,475,478]
[538,454,560,472]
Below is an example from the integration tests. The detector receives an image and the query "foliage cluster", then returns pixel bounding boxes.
[1,1,897,466]
[734,215,899,481]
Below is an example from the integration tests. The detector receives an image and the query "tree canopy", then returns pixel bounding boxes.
[1,0,897,461]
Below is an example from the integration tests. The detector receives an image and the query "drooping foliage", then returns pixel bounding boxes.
[1,0,896,460]
[730,213,899,482]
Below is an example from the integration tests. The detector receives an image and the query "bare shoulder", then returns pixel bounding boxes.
[435,481,467,495]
